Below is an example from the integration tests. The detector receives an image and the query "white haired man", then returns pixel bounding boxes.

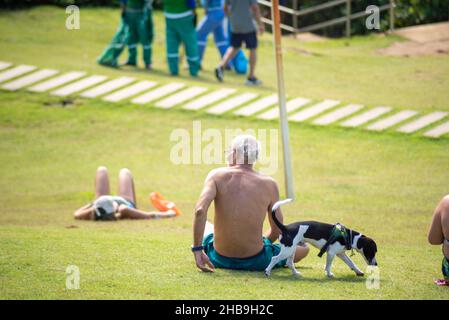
[192,135,309,272]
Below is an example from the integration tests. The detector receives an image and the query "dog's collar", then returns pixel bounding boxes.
[318,223,353,257]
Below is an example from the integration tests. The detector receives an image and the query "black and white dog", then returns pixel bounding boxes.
[265,199,378,278]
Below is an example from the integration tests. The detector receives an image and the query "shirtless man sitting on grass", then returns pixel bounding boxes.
[192,135,309,272]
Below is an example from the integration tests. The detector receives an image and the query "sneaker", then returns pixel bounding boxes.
[215,66,224,82]
[245,77,262,86]
[122,61,137,67]
[145,64,152,70]
[98,60,118,68]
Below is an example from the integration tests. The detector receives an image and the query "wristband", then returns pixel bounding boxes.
[191,245,204,252]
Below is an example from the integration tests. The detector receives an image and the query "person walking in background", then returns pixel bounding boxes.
[225,19,249,75]
[196,0,228,67]
[214,0,264,85]
[164,0,200,76]
[196,0,248,74]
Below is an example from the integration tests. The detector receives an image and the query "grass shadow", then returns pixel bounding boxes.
[207,266,366,284]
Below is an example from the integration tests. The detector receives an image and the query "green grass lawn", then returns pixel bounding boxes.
[0,6,449,299]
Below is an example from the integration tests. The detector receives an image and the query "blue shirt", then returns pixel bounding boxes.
[202,0,224,10]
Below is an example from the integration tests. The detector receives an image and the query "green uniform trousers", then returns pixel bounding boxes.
[165,15,199,76]
[97,19,128,67]
[125,10,151,66]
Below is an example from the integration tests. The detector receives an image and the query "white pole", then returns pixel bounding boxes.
[271,0,295,199]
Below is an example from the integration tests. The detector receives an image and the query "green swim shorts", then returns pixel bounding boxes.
[202,233,287,271]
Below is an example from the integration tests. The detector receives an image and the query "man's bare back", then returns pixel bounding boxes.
[209,166,278,258]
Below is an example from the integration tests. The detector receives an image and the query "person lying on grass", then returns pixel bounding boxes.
[428,195,449,286]
[192,135,309,272]
[74,166,181,221]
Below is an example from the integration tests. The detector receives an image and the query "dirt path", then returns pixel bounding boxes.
[377,21,449,56]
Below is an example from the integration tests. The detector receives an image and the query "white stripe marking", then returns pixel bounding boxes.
[28,72,87,92]
[207,93,259,115]
[340,106,392,127]
[397,112,449,133]
[132,83,186,104]
[0,61,12,70]
[155,86,208,109]
[2,69,59,91]
[103,81,157,102]
[51,75,107,96]
[289,99,341,122]
[80,77,135,98]
[366,110,418,131]
[423,121,449,138]
[313,104,364,125]
[257,98,311,120]
[0,65,37,83]
[234,94,278,117]
[183,88,236,110]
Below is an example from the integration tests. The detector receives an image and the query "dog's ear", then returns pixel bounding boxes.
[356,235,367,249]
[359,236,378,265]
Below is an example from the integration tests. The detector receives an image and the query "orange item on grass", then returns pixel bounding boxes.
[150,192,182,216]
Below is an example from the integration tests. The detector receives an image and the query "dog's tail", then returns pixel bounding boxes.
[271,199,292,234]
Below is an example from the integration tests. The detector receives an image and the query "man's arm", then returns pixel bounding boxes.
[74,203,95,220]
[265,180,284,242]
[192,173,217,272]
[251,2,265,33]
[193,175,217,247]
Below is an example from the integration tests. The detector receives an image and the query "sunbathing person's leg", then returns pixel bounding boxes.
[74,166,110,220]
[118,168,136,206]
[95,166,111,199]
[115,168,177,219]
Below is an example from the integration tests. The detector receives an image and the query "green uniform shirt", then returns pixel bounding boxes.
[126,0,146,10]
[164,0,190,14]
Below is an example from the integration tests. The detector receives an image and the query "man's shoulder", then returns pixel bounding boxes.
[257,174,277,186]
[205,167,230,181]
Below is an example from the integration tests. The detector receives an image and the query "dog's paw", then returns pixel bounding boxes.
[264,270,271,278]
[325,272,335,278]
[292,270,301,277]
